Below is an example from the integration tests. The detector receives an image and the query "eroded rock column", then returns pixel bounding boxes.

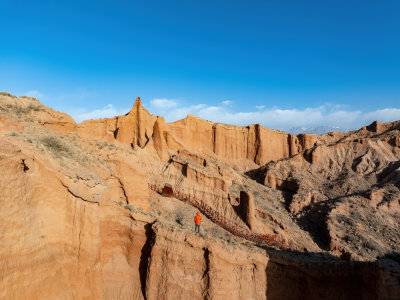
[240,191,255,230]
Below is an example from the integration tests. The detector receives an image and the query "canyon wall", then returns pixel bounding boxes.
[78,98,318,167]
[1,93,400,299]
[261,120,400,260]
[0,130,151,299]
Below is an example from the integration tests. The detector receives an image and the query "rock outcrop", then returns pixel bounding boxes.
[258,120,400,260]
[0,92,400,299]
[240,191,255,230]
[76,97,320,168]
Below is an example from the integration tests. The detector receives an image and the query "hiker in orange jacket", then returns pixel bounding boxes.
[194,212,201,233]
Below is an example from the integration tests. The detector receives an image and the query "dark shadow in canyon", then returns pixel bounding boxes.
[244,168,265,184]
[377,161,400,187]
[294,201,333,251]
[264,249,400,300]
[139,223,154,300]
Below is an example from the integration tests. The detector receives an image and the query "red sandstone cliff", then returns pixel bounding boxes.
[77,97,318,169]
[0,92,399,299]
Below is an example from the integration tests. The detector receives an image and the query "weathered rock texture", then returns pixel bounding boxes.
[258,120,400,261]
[0,92,399,299]
[77,97,319,169]
[240,191,255,230]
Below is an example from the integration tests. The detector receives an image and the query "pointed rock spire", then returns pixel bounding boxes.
[116,96,157,148]
[153,116,169,161]
[130,97,143,113]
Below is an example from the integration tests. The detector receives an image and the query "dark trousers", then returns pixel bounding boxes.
[195,224,200,233]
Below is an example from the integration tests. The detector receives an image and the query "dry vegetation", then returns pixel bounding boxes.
[11,128,109,170]
[0,102,43,117]
[39,134,73,156]
[150,192,240,245]
[0,92,16,98]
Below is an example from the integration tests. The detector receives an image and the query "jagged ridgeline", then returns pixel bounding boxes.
[0,92,399,299]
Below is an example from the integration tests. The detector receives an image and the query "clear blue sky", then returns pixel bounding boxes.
[1,0,399,129]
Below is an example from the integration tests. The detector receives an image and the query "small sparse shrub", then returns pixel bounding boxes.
[27,103,42,111]
[125,204,135,212]
[206,225,233,243]
[20,96,39,101]
[226,235,238,245]
[0,92,16,98]
[175,207,185,226]
[7,131,17,136]
[118,201,124,206]
[96,140,103,149]
[4,103,43,116]
[13,106,27,115]
[206,226,220,238]
[40,135,72,156]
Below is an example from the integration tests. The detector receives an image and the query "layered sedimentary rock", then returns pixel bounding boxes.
[240,191,255,230]
[0,127,151,299]
[259,120,400,260]
[166,116,318,166]
[1,92,400,299]
[77,97,318,168]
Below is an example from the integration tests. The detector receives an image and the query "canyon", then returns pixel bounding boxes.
[0,92,399,299]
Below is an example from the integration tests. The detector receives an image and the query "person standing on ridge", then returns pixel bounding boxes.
[194,212,201,233]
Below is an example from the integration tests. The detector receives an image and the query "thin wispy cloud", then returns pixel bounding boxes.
[150,98,178,109]
[147,99,400,131]
[69,104,130,123]
[24,90,44,99]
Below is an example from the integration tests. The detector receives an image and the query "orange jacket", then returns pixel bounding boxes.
[194,212,201,225]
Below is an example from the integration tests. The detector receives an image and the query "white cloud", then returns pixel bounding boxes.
[150,98,178,109]
[67,97,400,131]
[222,100,232,105]
[363,108,400,123]
[24,90,44,99]
[147,99,400,131]
[69,104,129,123]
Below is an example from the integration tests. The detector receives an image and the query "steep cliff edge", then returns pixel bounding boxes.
[1,92,400,299]
[258,120,400,260]
[77,97,318,168]
[144,222,400,300]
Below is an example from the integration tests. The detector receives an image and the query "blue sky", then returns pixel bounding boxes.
[1,0,399,130]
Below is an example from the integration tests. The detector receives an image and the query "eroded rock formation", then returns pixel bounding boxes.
[77,97,320,169]
[258,120,400,260]
[240,191,255,230]
[0,92,399,299]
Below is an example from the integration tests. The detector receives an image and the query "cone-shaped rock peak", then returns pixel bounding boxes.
[128,96,153,118]
[129,97,144,113]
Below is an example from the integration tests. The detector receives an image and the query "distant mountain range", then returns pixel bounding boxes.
[287,126,349,135]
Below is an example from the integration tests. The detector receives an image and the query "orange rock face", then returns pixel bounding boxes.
[77,98,319,168]
[259,120,400,261]
[0,93,399,299]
